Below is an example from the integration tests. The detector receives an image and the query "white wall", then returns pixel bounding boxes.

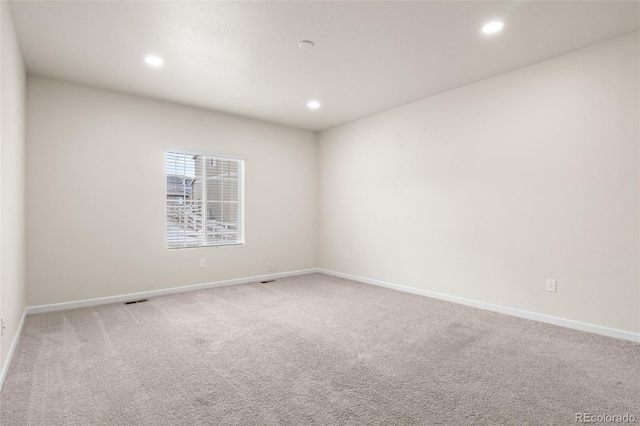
[26,77,317,306]
[0,0,26,369]
[319,33,640,334]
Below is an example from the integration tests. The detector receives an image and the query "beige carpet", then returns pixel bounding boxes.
[1,273,639,425]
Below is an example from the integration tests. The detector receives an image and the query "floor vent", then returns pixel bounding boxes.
[260,280,276,284]
[124,299,149,305]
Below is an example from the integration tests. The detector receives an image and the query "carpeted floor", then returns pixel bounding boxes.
[1,273,639,425]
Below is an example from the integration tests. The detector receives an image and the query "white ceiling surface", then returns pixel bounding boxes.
[9,1,640,131]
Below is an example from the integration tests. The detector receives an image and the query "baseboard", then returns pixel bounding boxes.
[26,268,321,315]
[319,269,640,343]
[0,308,27,391]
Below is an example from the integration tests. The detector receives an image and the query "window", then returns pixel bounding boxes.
[166,151,245,249]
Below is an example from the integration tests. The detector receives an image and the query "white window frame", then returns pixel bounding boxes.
[166,150,245,250]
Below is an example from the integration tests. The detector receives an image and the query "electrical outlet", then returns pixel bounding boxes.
[344,252,349,260]
[200,259,206,268]
[546,279,557,293]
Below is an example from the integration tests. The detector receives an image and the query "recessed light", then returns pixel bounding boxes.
[145,55,164,67]
[307,100,321,110]
[482,21,504,34]
[298,40,315,49]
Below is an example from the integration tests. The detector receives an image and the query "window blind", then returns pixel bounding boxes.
[166,151,245,249]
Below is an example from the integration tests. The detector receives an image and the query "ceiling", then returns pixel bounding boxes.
[9,1,640,131]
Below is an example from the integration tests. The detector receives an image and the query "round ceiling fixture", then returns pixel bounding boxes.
[482,21,504,34]
[307,100,321,110]
[145,55,164,67]
[298,40,315,49]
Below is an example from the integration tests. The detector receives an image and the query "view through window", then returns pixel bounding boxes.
[166,151,245,249]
